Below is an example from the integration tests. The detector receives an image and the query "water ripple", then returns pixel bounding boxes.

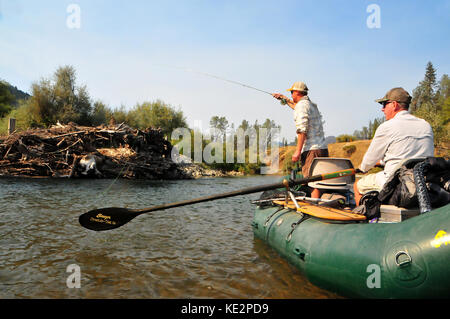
[0,176,339,298]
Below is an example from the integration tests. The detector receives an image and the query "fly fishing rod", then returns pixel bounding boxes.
[183,68,273,95]
[157,65,288,103]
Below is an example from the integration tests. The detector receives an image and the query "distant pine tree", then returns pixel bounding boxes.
[411,61,438,112]
[411,62,449,146]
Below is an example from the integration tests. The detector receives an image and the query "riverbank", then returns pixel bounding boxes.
[177,163,245,178]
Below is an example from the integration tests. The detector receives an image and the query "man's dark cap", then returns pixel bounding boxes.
[375,87,412,105]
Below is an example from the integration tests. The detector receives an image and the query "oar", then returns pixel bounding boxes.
[79,169,355,231]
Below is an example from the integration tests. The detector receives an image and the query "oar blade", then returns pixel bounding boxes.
[79,207,139,231]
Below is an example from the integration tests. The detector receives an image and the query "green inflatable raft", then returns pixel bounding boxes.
[252,200,450,298]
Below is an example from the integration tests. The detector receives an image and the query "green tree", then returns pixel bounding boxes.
[234,119,250,150]
[436,74,450,121]
[209,116,229,142]
[127,100,187,136]
[369,117,384,138]
[28,79,55,125]
[418,74,449,144]
[355,126,370,140]
[0,99,39,134]
[91,100,112,126]
[410,63,449,146]
[411,61,438,112]
[109,105,128,125]
[0,81,14,118]
[27,65,93,126]
[261,118,281,148]
[238,119,249,131]
[336,134,356,142]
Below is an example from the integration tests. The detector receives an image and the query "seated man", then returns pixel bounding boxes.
[354,87,434,205]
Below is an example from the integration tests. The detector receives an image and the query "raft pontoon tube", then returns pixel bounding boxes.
[253,202,450,298]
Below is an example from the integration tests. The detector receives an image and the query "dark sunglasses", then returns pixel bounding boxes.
[381,101,392,108]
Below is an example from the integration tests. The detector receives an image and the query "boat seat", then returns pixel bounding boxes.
[378,205,420,223]
[308,157,355,192]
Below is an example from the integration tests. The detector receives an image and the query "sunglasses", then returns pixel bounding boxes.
[381,101,393,108]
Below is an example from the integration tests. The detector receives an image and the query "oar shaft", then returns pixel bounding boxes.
[134,169,355,214]
[79,168,356,231]
[134,181,285,214]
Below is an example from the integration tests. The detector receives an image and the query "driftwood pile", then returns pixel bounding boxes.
[0,123,189,179]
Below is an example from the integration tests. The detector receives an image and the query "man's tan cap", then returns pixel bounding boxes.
[287,81,308,92]
[375,87,412,105]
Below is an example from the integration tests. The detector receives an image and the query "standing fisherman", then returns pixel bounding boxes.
[273,82,328,198]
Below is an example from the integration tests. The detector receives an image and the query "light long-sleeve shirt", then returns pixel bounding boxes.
[360,110,434,186]
[293,96,326,152]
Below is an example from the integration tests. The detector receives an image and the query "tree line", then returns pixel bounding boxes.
[337,61,449,150]
[170,114,282,174]
[0,65,187,137]
[411,62,449,148]
[208,116,281,147]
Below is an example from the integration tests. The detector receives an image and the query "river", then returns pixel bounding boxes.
[0,175,340,298]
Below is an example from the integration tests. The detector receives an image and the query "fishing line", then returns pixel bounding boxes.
[97,161,132,206]
[155,64,273,96]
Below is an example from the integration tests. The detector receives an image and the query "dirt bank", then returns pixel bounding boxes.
[277,141,371,173]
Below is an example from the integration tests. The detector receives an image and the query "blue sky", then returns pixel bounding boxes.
[1,0,449,141]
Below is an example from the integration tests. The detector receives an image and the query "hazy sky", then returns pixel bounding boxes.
[1,0,449,141]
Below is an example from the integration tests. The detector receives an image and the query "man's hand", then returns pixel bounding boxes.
[374,161,384,168]
[273,93,296,109]
[272,93,284,100]
[272,93,289,103]
[292,150,301,163]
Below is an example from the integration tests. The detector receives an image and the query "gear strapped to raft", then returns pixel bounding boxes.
[254,157,450,222]
[354,157,450,219]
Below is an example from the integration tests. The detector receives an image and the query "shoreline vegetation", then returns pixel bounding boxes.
[0,121,364,180]
[0,122,251,180]
[0,62,447,179]
[0,121,255,180]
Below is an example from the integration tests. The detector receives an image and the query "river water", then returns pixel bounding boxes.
[0,175,339,298]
